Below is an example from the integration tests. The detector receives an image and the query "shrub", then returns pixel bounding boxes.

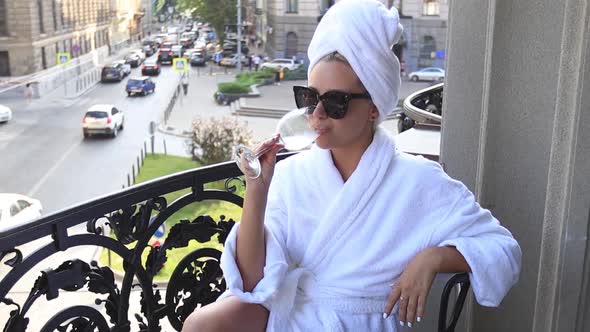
[186,116,253,165]
[284,65,308,80]
[218,81,250,94]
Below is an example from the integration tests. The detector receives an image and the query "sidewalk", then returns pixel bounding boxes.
[157,65,283,143]
[158,70,434,150]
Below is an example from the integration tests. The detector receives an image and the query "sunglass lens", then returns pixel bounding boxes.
[295,88,318,113]
[322,93,348,119]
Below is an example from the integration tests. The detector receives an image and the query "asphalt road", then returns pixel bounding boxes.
[0,57,181,214]
[0,57,185,330]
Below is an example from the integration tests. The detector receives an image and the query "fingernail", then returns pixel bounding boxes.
[382,313,388,319]
[400,321,405,326]
[408,322,413,328]
[417,316,422,323]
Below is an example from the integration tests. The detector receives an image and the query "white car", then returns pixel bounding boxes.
[111,60,131,76]
[129,49,146,61]
[82,104,125,138]
[0,194,42,232]
[408,67,445,82]
[219,54,248,67]
[0,105,12,123]
[260,58,300,71]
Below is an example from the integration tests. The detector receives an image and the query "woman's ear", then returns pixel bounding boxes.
[370,104,380,121]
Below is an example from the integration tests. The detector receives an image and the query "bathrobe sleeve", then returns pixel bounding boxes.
[218,164,290,307]
[427,167,522,307]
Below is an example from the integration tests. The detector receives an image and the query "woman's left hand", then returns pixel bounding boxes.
[383,247,438,328]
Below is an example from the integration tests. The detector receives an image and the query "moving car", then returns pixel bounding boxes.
[125,76,156,96]
[0,194,42,232]
[82,104,124,138]
[189,52,206,66]
[101,63,126,82]
[260,58,300,71]
[141,58,161,75]
[0,105,12,123]
[408,67,445,82]
[142,45,155,57]
[111,60,131,76]
[124,53,143,68]
[171,45,183,58]
[158,48,174,64]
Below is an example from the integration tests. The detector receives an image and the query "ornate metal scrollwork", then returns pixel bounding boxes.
[40,305,109,332]
[2,259,123,332]
[165,248,226,331]
[145,215,236,279]
[224,176,246,193]
[109,197,168,245]
[0,248,23,267]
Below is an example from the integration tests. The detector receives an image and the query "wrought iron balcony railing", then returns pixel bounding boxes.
[0,151,469,331]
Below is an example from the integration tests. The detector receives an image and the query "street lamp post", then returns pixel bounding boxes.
[237,0,242,72]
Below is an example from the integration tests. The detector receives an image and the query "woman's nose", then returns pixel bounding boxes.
[311,101,328,119]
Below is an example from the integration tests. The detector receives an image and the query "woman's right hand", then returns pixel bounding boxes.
[245,135,284,191]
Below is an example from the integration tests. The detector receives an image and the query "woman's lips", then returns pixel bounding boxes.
[313,127,330,136]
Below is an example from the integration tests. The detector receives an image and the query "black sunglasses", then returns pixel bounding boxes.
[293,86,372,119]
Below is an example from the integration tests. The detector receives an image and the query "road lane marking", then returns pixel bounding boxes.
[27,141,81,197]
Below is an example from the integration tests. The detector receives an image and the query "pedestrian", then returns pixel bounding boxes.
[181,73,189,96]
[181,1,521,331]
[274,68,282,86]
[253,55,260,71]
[24,83,33,105]
[248,55,253,71]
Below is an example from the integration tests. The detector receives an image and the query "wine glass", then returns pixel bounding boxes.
[233,107,318,179]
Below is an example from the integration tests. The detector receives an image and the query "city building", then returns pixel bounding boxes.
[253,0,448,73]
[0,0,151,77]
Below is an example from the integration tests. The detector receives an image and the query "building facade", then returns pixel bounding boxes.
[0,0,150,77]
[255,0,448,72]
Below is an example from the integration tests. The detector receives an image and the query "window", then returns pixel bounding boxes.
[41,46,47,69]
[0,51,9,76]
[52,0,58,31]
[10,203,20,217]
[423,0,440,16]
[59,0,64,27]
[0,0,7,36]
[17,200,31,210]
[286,0,298,13]
[38,0,45,34]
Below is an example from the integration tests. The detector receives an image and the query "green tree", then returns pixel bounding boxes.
[176,0,237,44]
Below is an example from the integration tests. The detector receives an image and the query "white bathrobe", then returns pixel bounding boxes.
[218,128,522,331]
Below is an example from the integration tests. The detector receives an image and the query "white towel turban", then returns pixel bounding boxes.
[307,0,403,122]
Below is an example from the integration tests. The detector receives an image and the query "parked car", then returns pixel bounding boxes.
[125,76,156,96]
[408,67,445,82]
[189,52,206,66]
[219,54,248,67]
[101,64,125,82]
[0,105,12,123]
[141,58,161,75]
[82,104,124,138]
[111,60,131,76]
[0,194,42,232]
[260,58,300,71]
[158,48,174,64]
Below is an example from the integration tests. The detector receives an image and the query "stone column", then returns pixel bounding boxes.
[441,0,590,331]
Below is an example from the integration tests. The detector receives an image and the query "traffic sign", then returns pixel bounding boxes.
[57,52,71,65]
[154,223,166,238]
[173,58,188,72]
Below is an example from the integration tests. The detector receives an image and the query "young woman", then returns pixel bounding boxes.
[182,1,521,331]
